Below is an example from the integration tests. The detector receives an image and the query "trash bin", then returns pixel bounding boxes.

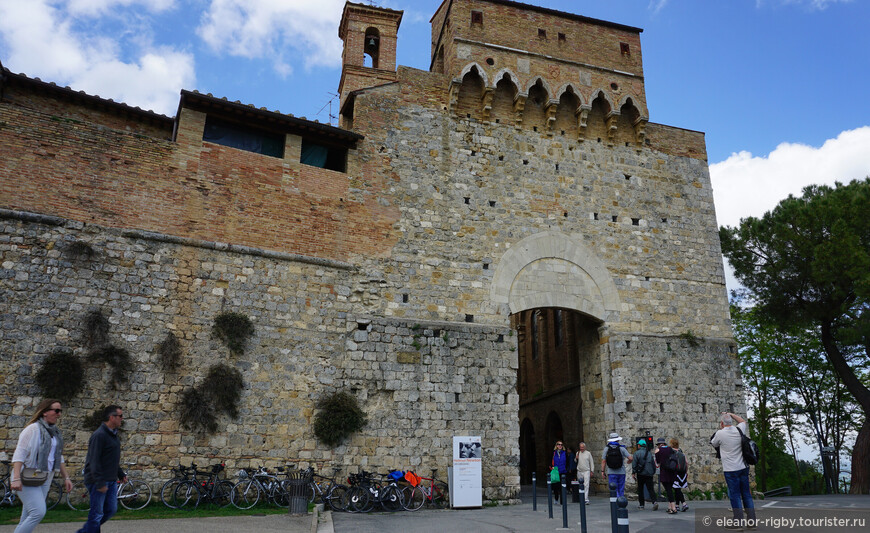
[286,469,312,516]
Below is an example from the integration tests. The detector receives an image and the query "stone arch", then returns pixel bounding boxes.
[617,93,648,121]
[457,62,490,87]
[490,231,620,321]
[491,68,521,91]
[587,89,614,115]
[553,85,581,136]
[524,76,554,98]
[555,83,586,106]
[364,27,381,69]
[585,90,615,141]
[455,65,486,120]
[523,78,550,131]
[492,72,519,124]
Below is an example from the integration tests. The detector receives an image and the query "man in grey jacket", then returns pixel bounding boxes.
[77,405,127,533]
[711,412,756,530]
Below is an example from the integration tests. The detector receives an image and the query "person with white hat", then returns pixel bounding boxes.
[600,432,632,499]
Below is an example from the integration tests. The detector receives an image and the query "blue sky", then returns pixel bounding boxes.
[1,0,869,262]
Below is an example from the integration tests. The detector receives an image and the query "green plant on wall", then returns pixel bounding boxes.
[678,330,701,348]
[179,363,245,434]
[313,391,368,447]
[35,349,84,402]
[91,345,133,389]
[82,406,108,431]
[157,331,182,369]
[212,312,255,355]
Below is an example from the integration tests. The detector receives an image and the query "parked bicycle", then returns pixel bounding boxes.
[67,462,151,511]
[173,463,232,509]
[344,470,404,513]
[297,466,347,512]
[230,466,288,509]
[402,469,448,510]
[2,458,64,510]
[159,463,196,509]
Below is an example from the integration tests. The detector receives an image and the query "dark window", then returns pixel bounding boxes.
[203,116,284,158]
[554,309,563,347]
[538,29,546,39]
[301,139,347,172]
[531,310,541,360]
[620,42,631,55]
[558,33,566,41]
[471,10,483,25]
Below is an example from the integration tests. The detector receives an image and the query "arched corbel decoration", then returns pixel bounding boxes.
[449,63,490,116]
[491,70,521,125]
[617,94,649,145]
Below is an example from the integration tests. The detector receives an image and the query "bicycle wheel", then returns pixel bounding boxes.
[119,479,152,510]
[380,484,403,512]
[160,479,181,508]
[173,480,201,509]
[402,485,425,511]
[326,484,348,512]
[45,477,63,510]
[67,482,91,511]
[230,480,260,509]
[346,485,370,513]
[213,480,234,508]
[432,481,449,508]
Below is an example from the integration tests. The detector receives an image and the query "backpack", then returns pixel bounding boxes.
[605,444,624,469]
[736,427,760,466]
[665,449,688,475]
[633,448,656,476]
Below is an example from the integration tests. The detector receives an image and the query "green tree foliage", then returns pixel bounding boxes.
[731,300,864,493]
[721,178,870,493]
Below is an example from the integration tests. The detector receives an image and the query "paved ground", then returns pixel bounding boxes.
[2,487,868,532]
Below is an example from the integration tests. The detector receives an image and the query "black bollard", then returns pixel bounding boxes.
[616,496,630,533]
[609,482,618,533]
[561,475,568,529]
[547,475,553,519]
[577,477,587,533]
[532,471,537,511]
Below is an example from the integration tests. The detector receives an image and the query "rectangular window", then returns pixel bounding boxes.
[301,139,347,172]
[554,309,563,347]
[558,32,566,42]
[620,42,631,56]
[471,10,483,25]
[538,28,547,39]
[203,116,284,158]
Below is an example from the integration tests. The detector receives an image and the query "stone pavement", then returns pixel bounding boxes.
[2,488,868,532]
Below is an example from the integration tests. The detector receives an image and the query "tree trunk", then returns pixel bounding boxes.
[850,421,870,494]
[820,322,870,493]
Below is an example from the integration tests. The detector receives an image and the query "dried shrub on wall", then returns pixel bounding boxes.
[91,345,133,389]
[65,240,96,260]
[313,391,368,447]
[83,309,110,350]
[179,363,245,434]
[35,349,84,402]
[82,406,107,431]
[157,331,182,369]
[212,312,255,355]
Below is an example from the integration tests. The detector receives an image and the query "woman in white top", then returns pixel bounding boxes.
[10,399,74,533]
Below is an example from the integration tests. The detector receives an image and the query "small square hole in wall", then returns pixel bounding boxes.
[471,10,483,25]
[465,314,474,323]
[483,263,489,270]
[620,42,631,55]
[471,150,476,156]
[661,217,668,223]
[558,32,566,41]
[645,276,650,281]
[538,28,546,39]
[455,393,461,402]
[523,159,529,165]
[659,402,665,413]
[489,200,496,207]
[593,212,598,220]
[626,340,631,349]
[495,118,500,123]
[498,155,504,161]
[632,218,639,226]
[626,401,633,412]
[563,212,568,218]
[357,322,367,331]
[555,163,559,171]
[497,334,504,342]
[597,138,602,143]
[624,174,631,180]
[666,342,672,351]
[402,294,409,303]
[625,142,630,147]
[533,126,538,132]
[464,197,470,204]
[466,113,471,118]
[612,215,618,222]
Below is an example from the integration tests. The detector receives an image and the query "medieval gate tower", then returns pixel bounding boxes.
[0,0,742,501]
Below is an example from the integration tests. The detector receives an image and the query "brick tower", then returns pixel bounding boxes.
[338,2,403,108]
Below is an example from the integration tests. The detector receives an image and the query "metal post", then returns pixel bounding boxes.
[578,477,587,533]
[610,482,618,533]
[547,475,553,519]
[561,475,568,528]
[532,472,537,511]
[616,496,630,533]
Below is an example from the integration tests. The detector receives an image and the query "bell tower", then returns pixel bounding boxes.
[338,2,403,108]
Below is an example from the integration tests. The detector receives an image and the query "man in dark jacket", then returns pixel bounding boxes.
[77,405,126,533]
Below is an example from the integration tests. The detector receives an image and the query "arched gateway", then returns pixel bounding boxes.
[492,231,622,485]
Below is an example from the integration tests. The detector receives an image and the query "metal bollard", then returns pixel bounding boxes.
[609,482,618,533]
[616,496,630,533]
[578,477,587,533]
[532,472,537,511]
[547,475,553,519]
[561,475,568,529]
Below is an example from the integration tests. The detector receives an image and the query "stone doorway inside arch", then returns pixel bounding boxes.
[512,307,602,485]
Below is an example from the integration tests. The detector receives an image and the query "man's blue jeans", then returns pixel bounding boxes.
[76,481,118,533]
[608,474,626,499]
[723,468,754,511]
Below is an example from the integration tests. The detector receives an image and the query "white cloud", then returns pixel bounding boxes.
[711,126,870,294]
[0,0,194,116]
[758,0,854,10]
[710,127,870,230]
[197,0,346,75]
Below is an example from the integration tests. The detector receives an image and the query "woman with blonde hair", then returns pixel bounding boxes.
[10,399,74,533]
